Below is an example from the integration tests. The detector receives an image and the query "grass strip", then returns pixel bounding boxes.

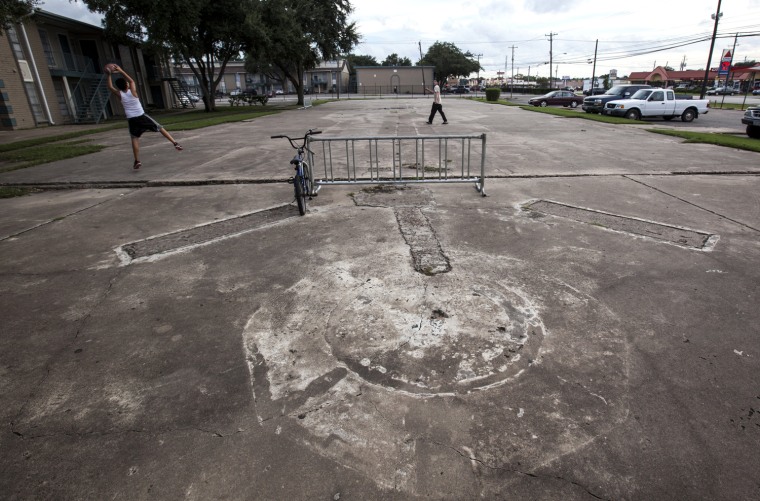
[471,97,521,106]
[162,109,282,130]
[647,129,760,153]
[518,105,636,124]
[0,186,35,198]
[0,125,124,153]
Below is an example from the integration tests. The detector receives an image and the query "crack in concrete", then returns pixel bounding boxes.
[0,193,135,242]
[623,175,760,233]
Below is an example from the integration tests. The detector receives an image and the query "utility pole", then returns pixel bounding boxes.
[509,45,517,98]
[700,0,723,99]
[590,39,598,94]
[546,32,558,88]
[419,41,427,94]
[475,53,483,95]
[680,55,687,71]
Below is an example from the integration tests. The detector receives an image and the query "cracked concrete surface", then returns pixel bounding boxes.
[1,98,759,499]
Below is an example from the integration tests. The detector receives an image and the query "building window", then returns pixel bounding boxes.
[6,27,25,60]
[38,30,56,66]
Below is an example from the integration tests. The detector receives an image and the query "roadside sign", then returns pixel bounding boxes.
[719,49,733,76]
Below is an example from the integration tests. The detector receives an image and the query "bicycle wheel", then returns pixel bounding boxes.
[294,173,306,215]
[302,163,313,198]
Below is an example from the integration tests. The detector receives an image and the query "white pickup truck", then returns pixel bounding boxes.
[601,89,710,122]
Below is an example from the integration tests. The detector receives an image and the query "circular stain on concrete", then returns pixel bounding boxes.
[323,276,543,394]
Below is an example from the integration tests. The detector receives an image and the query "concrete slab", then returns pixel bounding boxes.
[1,98,759,499]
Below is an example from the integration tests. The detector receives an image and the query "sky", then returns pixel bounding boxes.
[39,0,760,80]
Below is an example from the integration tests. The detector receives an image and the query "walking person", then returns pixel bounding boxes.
[425,80,448,125]
[106,64,183,169]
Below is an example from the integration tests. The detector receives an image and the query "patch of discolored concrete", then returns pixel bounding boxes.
[353,185,450,275]
[242,252,630,495]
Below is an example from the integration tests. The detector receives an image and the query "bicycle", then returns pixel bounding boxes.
[270,129,321,215]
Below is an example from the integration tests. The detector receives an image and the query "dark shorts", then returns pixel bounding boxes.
[127,114,162,138]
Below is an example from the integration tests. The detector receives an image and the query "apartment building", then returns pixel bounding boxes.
[1,10,174,130]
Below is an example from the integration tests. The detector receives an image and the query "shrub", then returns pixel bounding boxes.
[485,87,501,102]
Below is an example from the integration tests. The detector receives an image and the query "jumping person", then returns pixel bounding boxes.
[106,64,182,169]
[425,80,448,125]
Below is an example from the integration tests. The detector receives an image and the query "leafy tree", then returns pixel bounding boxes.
[382,53,411,67]
[1,0,38,33]
[246,0,359,106]
[418,42,480,82]
[83,0,255,112]
[345,54,379,74]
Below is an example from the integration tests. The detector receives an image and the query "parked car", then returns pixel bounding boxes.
[187,93,200,102]
[752,88,760,96]
[230,88,242,96]
[275,89,284,95]
[583,87,606,96]
[741,106,760,139]
[582,84,652,114]
[453,85,470,94]
[706,86,735,95]
[528,90,583,108]
[242,87,258,96]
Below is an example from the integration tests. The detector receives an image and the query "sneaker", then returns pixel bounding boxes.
[133,160,142,170]
[425,121,432,124]
[443,121,449,124]
[173,142,183,151]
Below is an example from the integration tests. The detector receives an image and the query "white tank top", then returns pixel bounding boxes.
[120,89,144,118]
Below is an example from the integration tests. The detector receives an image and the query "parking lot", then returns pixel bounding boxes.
[1,97,759,500]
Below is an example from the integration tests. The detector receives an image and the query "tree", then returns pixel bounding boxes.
[1,0,38,33]
[418,42,480,82]
[246,0,359,106]
[345,54,379,75]
[83,0,256,112]
[382,53,411,67]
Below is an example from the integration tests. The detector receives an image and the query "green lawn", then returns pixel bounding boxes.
[647,129,760,153]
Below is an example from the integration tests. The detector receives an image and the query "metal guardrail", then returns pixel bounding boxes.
[306,134,487,196]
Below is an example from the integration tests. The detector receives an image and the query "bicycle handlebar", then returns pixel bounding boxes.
[270,129,322,149]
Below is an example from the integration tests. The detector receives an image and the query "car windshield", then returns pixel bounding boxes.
[605,86,627,95]
[631,89,652,100]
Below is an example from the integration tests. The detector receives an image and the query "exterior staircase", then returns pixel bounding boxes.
[163,78,196,108]
[69,61,111,124]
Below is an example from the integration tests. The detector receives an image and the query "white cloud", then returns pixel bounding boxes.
[36,0,760,79]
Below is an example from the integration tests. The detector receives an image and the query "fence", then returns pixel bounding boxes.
[306,134,487,196]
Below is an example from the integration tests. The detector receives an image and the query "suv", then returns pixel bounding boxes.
[582,84,652,114]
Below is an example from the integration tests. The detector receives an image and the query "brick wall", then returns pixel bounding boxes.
[0,32,34,130]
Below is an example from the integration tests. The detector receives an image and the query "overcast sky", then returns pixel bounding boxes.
[40,0,760,79]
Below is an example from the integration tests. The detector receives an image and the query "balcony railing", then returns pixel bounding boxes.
[47,50,97,74]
